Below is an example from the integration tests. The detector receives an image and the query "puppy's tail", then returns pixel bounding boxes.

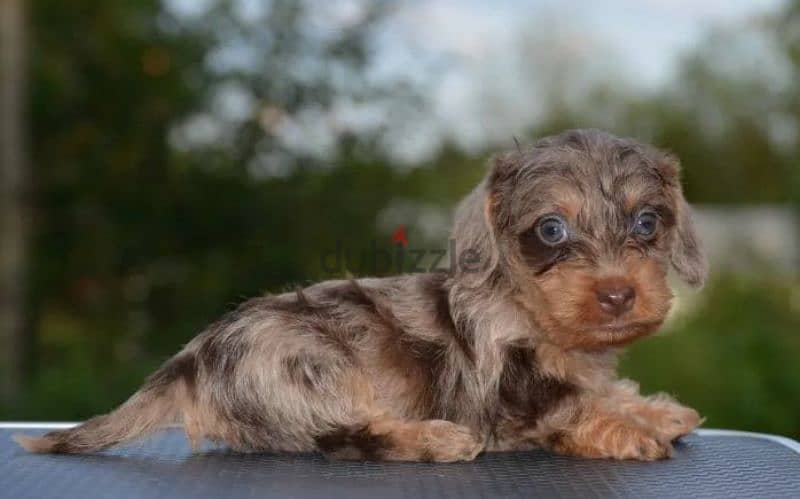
[14,352,196,454]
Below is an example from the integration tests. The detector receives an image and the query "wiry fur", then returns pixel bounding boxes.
[15,129,707,461]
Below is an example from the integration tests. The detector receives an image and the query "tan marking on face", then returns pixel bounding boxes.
[516,251,672,351]
[549,183,585,220]
[622,176,656,213]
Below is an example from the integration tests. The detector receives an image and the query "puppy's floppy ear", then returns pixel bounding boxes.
[450,153,518,287]
[658,152,709,288]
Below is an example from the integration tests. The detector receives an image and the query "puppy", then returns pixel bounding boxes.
[16,129,707,462]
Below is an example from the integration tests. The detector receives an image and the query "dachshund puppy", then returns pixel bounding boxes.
[16,129,707,462]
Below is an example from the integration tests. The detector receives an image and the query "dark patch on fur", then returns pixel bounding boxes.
[49,439,72,453]
[223,374,271,430]
[487,154,521,196]
[197,295,309,383]
[272,288,359,360]
[653,204,676,228]
[40,416,122,453]
[418,273,475,364]
[36,430,76,453]
[146,352,198,397]
[283,354,327,390]
[326,280,392,321]
[517,227,563,271]
[323,280,404,336]
[562,129,591,150]
[616,145,638,162]
[546,431,567,449]
[197,327,249,382]
[310,321,357,360]
[419,448,436,462]
[194,298,270,383]
[315,425,392,460]
[498,345,577,423]
[268,289,330,316]
[323,279,375,308]
[401,335,455,419]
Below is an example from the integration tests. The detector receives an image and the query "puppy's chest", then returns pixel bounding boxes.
[422,345,577,429]
[493,346,578,423]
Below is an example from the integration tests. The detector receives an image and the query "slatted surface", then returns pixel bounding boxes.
[2,428,799,499]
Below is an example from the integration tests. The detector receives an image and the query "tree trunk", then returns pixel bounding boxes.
[0,0,29,406]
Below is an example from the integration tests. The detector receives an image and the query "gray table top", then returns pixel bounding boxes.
[2,425,799,499]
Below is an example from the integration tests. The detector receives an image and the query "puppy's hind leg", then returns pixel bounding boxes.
[251,348,483,461]
[223,344,482,461]
[316,418,483,463]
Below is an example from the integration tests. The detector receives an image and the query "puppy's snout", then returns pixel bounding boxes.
[596,285,636,316]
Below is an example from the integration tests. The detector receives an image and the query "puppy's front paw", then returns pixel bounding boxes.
[657,404,702,442]
[622,431,673,461]
[421,420,483,462]
[641,395,703,443]
[551,425,672,461]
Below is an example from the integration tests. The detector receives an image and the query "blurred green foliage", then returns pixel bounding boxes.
[1,0,798,441]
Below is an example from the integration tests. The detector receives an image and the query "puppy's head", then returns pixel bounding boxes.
[453,129,707,350]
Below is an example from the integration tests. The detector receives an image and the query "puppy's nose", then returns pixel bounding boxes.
[596,285,636,316]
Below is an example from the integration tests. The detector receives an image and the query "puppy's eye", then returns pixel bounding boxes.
[633,211,659,238]
[536,216,568,246]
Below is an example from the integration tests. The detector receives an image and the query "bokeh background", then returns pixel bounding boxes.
[1,0,798,438]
